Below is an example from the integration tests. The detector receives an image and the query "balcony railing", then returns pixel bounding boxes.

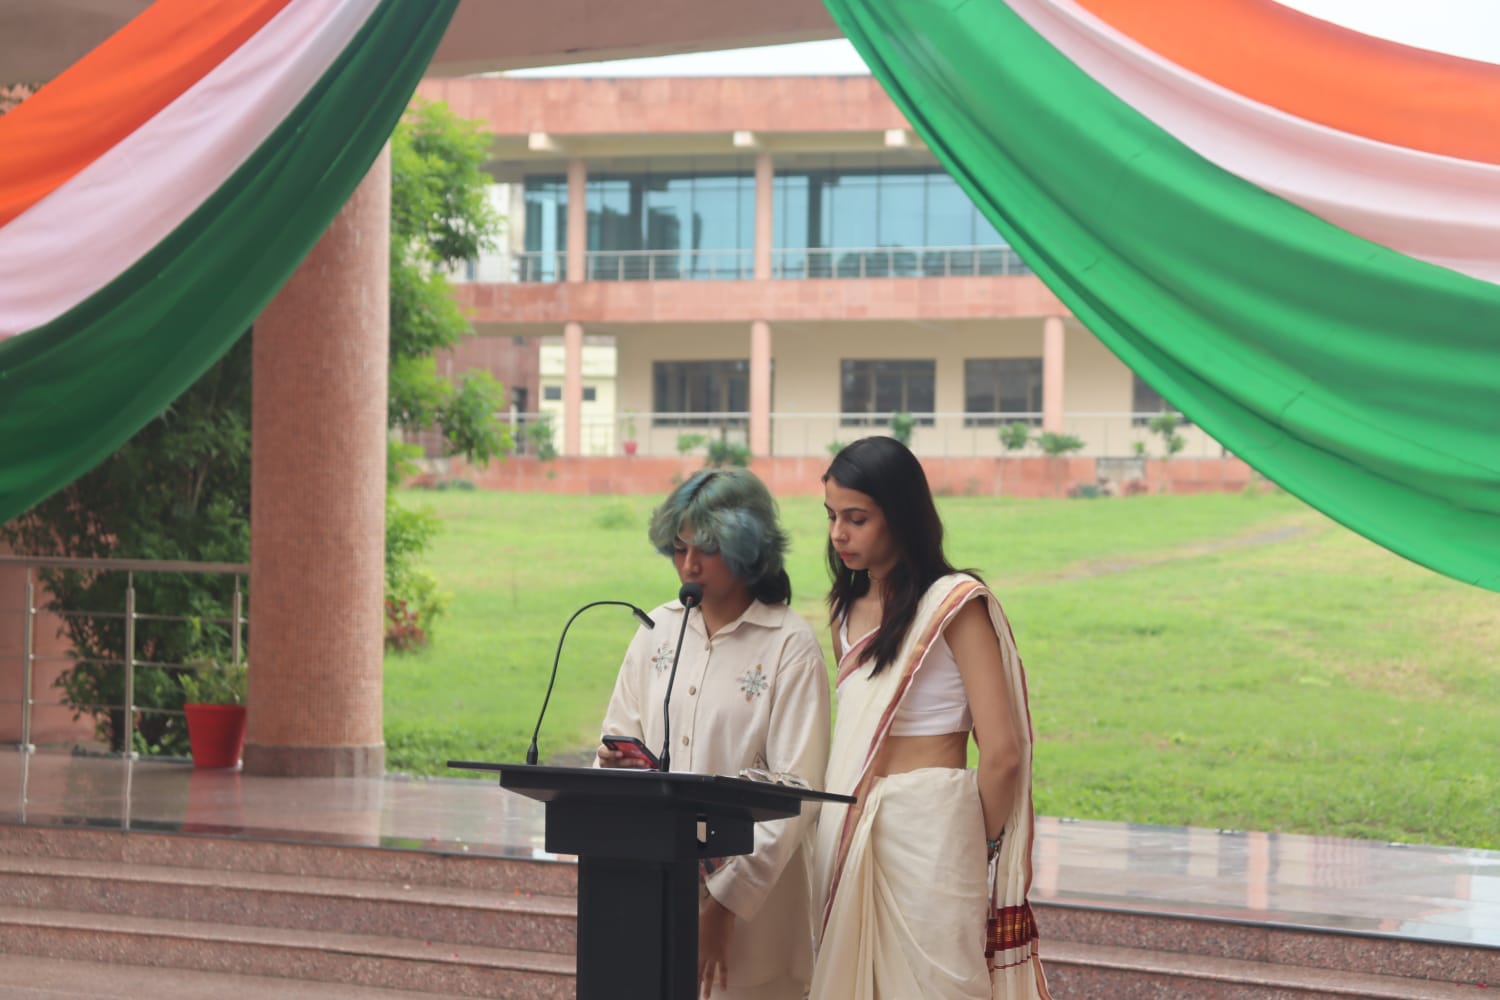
[490,245,1030,284]
[419,410,1219,463]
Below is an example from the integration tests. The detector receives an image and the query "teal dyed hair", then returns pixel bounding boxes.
[648,468,790,601]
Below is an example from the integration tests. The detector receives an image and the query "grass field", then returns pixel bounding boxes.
[383,486,1500,850]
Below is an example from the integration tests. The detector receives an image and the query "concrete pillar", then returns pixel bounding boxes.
[563,322,584,456]
[749,321,772,456]
[566,158,587,284]
[245,147,390,778]
[562,160,588,456]
[1042,315,1066,434]
[754,152,773,280]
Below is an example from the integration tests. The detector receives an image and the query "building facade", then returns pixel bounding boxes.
[418,75,1233,484]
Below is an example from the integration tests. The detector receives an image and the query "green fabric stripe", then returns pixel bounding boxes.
[0,0,459,524]
[826,0,1500,590]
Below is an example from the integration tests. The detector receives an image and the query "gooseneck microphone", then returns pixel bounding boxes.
[526,600,656,766]
[657,581,703,773]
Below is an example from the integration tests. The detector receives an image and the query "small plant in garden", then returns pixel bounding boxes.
[1148,412,1187,459]
[524,414,558,460]
[705,427,750,468]
[889,411,915,447]
[385,597,427,652]
[1036,431,1085,458]
[998,421,1031,453]
[676,432,708,457]
[178,659,247,706]
[826,440,847,458]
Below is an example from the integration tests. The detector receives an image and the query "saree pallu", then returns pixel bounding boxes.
[810,575,1050,1000]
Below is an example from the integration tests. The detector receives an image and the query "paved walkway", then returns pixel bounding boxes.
[2,750,1496,948]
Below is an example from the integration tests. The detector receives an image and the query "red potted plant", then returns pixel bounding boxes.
[179,658,248,769]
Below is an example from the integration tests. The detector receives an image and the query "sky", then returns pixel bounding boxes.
[510,1,1500,77]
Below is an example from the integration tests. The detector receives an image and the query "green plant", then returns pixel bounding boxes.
[998,422,1032,452]
[705,428,750,468]
[622,411,638,441]
[1036,431,1086,457]
[178,659,247,706]
[676,432,708,456]
[889,411,915,447]
[524,414,558,461]
[1132,440,1148,458]
[826,440,847,458]
[1148,412,1188,459]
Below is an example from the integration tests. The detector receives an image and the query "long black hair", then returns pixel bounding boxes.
[823,437,970,674]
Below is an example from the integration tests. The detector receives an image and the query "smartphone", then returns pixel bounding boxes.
[601,734,660,770]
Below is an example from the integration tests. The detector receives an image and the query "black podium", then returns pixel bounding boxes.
[449,762,852,1000]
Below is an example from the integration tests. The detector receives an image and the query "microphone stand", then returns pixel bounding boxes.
[526,600,655,766]
[657,582,703,773]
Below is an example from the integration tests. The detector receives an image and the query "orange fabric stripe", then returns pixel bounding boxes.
[0,0,296,227]
[1071,0,1500,166]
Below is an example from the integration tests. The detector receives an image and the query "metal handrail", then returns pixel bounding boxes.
[498,244,1028,283]
[0,556,248,756]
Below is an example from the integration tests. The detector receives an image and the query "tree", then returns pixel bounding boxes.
[385,99,510,644]
[2,98,507,752]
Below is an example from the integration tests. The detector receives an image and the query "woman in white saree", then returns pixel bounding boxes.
[811,437,1050,1000]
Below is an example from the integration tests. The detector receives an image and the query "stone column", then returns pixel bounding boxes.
[244,148,390,778]
[563,159,588,456]
[1042,315,1066,434]
[749,321,772,457]
[750,154,775,456]
[754,152,773,281]
[563,321,584,456]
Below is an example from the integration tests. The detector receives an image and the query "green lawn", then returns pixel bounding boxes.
[384,486,1500,850]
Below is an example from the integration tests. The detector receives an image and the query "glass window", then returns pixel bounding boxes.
[521,176,567,282]
[542,385,561,402]
[840,360,935,426]
[771,165,1026,278]
[653,360,750,426]
[965,358,1043,426]
[1132,374,1190,426]
[583,387,598,402]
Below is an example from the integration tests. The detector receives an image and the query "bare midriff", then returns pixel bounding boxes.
[871,731,968,778]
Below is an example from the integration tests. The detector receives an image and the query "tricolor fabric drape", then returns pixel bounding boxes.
[826,0,1500,591]
[0,0,458,525]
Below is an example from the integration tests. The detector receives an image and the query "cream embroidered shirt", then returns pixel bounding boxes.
[600,596,832,987]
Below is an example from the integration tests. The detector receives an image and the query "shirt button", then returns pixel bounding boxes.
[682,736,690,746]
[688,686,697,695]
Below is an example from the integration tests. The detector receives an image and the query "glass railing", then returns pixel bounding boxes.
[482,245,1030,283]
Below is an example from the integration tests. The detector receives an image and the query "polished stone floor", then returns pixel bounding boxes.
[2,750,1497,949]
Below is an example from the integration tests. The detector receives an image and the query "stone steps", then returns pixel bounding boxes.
[1035,901,1496,999]
[0,822,575,998]
[1,821,1494,998]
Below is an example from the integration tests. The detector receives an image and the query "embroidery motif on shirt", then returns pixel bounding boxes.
[649,642,675,673]
[738,663,768,702]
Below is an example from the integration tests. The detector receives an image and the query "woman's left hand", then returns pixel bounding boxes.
[697,895,734,998]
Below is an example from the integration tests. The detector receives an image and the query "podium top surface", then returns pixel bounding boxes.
[448,761,854,816]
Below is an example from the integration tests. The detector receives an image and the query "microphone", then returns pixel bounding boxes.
[657,581,703,773]
[526,600,656,766]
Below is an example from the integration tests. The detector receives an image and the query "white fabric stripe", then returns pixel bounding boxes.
[0,0,381,338]
[1007,0,1500,285]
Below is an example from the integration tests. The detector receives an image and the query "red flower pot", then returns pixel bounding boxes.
[184,703,247,769]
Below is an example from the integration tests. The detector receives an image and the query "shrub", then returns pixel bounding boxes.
[889,411,915,447]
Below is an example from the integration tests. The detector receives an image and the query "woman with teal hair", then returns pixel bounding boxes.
[598,467,832,1000]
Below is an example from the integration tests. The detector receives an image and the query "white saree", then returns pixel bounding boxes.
[809,575,1050,1000]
